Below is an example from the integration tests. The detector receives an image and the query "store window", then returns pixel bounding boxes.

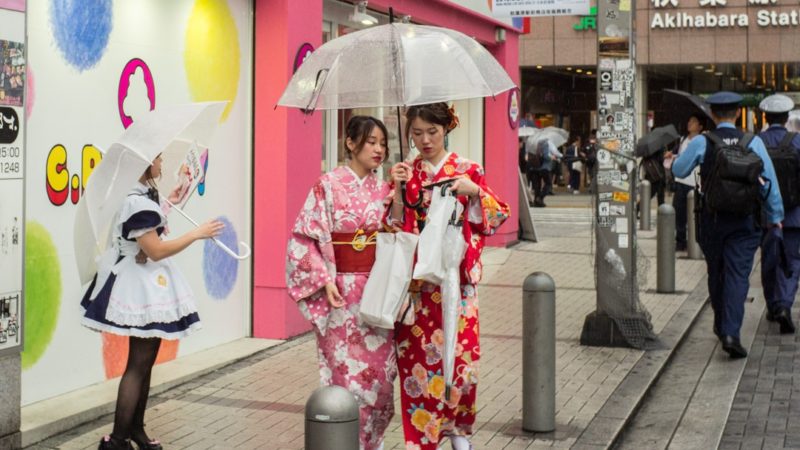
[321,0,485,177]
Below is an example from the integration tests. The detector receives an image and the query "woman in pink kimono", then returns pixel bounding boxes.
[285,116,396,450]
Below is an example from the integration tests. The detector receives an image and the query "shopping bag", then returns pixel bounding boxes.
[359,231,419,328]
[413,188,457,284]
[572,161,583,172]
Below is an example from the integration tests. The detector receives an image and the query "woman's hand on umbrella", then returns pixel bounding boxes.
[390,163,412,194]
[449,178,481,198]
[324,282,345,308]
[194,220,225,240]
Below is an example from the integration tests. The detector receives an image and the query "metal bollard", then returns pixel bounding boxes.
[522,272,555,432]
[687,191,703,260]
[657,204,676,293]
[305,385,360,450]
[640,180,652,231]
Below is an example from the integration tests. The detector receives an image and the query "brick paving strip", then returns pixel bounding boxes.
[720,307,800,450]
[30,214,711,450]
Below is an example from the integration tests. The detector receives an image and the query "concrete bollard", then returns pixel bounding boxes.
[522,272,555,432]
[305,385,360,450]
[640,180,651,231]
[687,190,703,260]
[657,204,676,293]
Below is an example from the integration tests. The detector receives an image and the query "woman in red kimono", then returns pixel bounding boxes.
[388,103,510,450]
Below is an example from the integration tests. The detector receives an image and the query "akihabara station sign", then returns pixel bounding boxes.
[651,0,800,29]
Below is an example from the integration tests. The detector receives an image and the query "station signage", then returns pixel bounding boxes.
[650,0,800,29]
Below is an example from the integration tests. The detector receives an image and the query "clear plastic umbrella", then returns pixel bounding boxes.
[441,199,466,401]
[277,23,516,111]
[74,102,250,285]
[527,126,569,149]
[518,126,537,138]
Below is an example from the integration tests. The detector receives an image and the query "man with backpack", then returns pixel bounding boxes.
[672,91,784,359]
[758,94,800,335]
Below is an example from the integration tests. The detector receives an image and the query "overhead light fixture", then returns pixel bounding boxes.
[350,1,378,26]
[704,68,714,73]
[536,65,543,69]
[586,71,593,75]
[714,71,723,76]
[566,67,572,71]
[695,65,704,70]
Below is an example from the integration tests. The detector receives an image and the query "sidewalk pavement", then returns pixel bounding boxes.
[29,206,709,450]
[720,300,800,449]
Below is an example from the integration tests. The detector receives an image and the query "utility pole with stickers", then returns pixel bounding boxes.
[580,0,659,349]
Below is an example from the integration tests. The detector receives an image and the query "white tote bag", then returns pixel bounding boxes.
[413,188,457,284]
[359,231,419,328]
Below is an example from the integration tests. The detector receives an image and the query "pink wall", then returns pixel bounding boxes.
[253,0,323,339]
[252,0,520,339]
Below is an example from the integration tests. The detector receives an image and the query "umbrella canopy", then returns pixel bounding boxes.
[635,124,680,158]
[518,126,537,138]
[74,102,226,284]
[526,126,569,151]
[277,23,516,111]
[662,89,714,131]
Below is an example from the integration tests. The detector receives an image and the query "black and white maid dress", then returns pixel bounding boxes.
[81,183,201,339]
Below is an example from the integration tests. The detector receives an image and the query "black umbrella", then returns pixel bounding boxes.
[635,124,680,158]
[662,89,714,130]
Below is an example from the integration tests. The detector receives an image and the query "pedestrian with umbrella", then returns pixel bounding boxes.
[285,116,399,450]
[77,103,230,450]
[637,124,681,206]
[276,15,515,449]
[667,114,707,251]
[388,103,509,450]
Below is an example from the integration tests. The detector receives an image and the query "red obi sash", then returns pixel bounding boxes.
[331,230,377,273]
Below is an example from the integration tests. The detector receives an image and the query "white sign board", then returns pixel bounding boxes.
[491,0,590,17]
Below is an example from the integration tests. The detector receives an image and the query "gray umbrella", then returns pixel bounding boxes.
[635,124,680,158]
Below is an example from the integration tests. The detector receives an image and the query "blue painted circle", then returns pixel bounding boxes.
[50,0,113,71]
[202,216,239,300]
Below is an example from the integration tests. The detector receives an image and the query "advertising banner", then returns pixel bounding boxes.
[491,0,590,17]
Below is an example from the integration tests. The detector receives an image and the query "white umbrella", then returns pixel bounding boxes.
[74,102,250,285]
[441,200,466,401]
[277,23,516,111]
[526,126,569,149]
[518,126,537,138]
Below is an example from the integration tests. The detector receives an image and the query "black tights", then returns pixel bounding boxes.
[112,336,161,443]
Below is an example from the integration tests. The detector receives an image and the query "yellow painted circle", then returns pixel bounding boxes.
[184,0,241,121]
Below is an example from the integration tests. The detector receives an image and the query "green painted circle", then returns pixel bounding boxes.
[21,222,61,369]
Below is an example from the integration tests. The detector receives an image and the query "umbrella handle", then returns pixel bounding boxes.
[162,199,251,260]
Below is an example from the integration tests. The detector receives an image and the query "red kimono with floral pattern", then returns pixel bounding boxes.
[389,152,510,450]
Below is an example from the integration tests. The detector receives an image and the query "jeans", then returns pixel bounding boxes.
[673,184,692,246]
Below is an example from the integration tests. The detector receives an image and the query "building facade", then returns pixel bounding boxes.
[14,0,520,412]
[519,0,800,135]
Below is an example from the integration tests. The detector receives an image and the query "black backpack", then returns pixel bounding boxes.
[703,133,763,216]
[765,132,800,210]
[642,155,666,184]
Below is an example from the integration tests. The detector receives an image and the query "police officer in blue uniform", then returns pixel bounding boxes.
[673,91,784,358]
[759,94,799,334]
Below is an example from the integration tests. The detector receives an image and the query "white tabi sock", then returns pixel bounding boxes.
[451,435,472,450]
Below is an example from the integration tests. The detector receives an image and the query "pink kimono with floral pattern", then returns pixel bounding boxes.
[286,166,397,450]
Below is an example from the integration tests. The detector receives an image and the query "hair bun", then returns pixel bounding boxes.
[446,105,460,131]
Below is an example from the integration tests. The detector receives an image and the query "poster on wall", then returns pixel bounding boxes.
[490,0,590,17]
[22,0,253,405]
[0,3,25,355]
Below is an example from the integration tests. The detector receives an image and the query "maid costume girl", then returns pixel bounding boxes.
[81,182,201,339]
